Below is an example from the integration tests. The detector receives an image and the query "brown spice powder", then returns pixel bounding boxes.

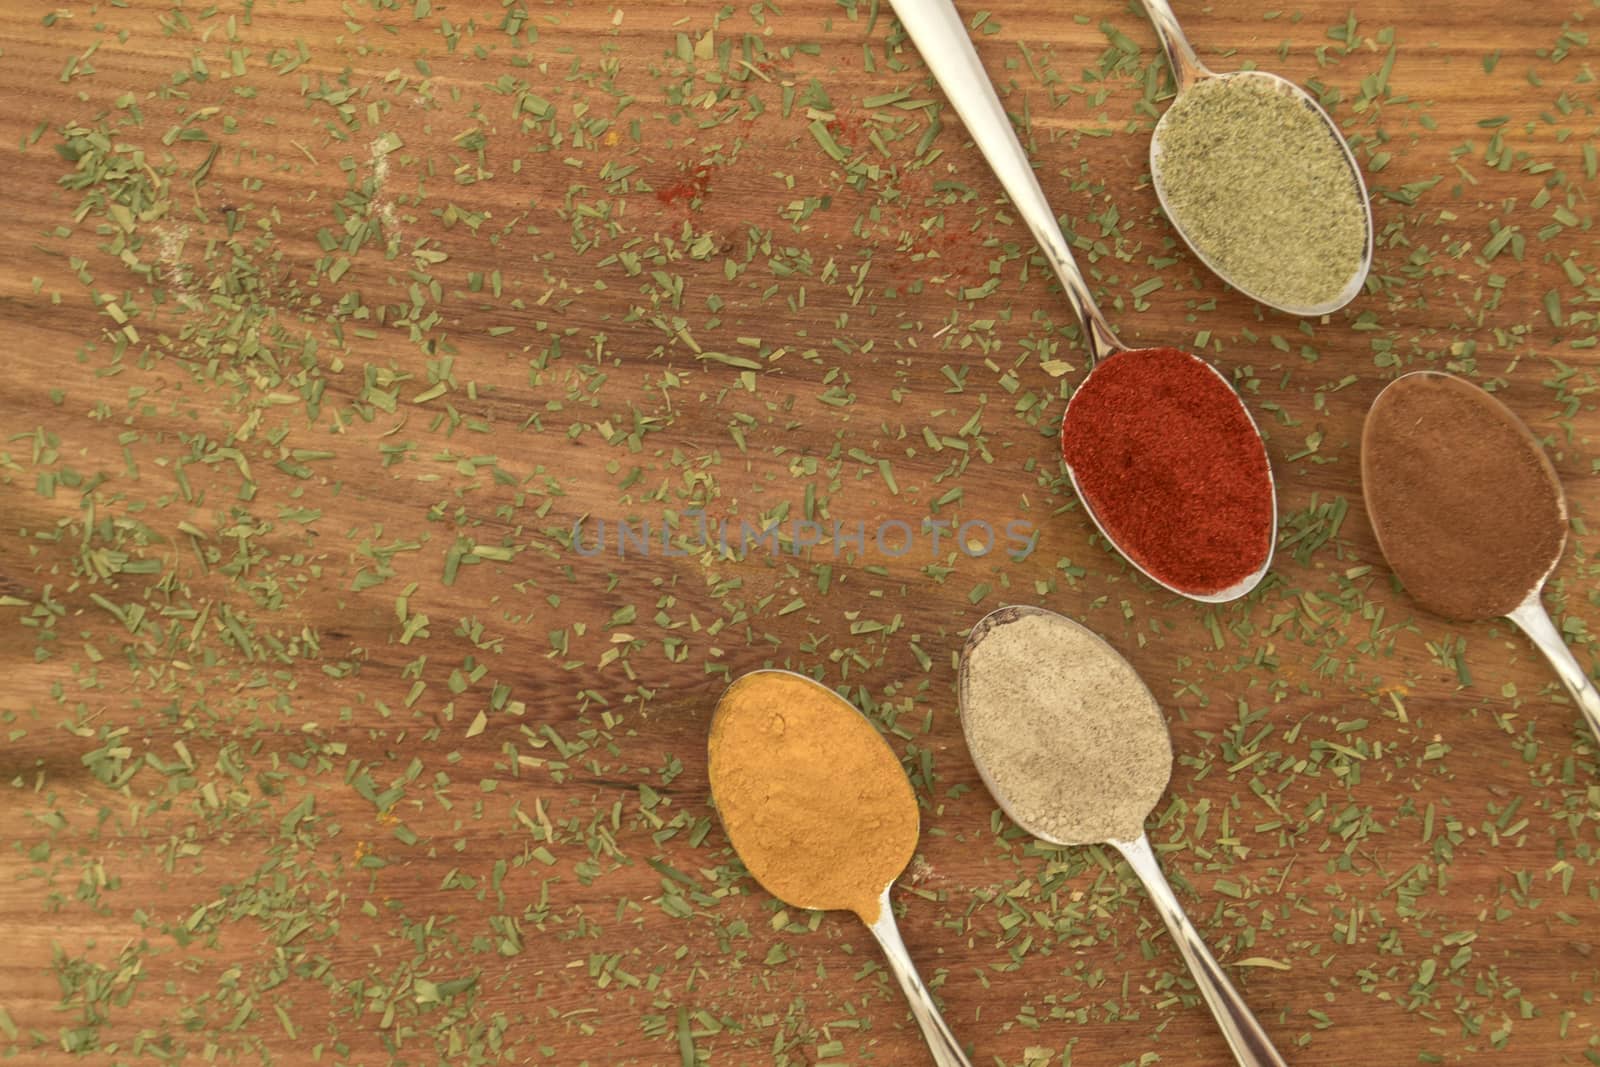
[707,671,919,923]
[1361,372,1566,620]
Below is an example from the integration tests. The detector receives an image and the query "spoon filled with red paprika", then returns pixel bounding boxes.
[886,0,1276,602]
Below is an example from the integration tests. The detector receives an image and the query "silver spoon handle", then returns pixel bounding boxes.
[1508,594,1600,746]
[1113,835,1289,1067]
[866,887,974,1067]
[885,0,1121,360]
[1138,0,1211,91]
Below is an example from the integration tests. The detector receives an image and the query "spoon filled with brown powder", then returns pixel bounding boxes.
[1361,371,1599,744]
[707,670,973,1067]
[959,606,1288,1067]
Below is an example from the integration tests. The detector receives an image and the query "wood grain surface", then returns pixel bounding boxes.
[2,0,1598,1064]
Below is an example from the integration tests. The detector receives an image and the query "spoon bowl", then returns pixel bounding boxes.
[1062,348,1277,602]
[958,606,1289,1067]
[1141,0,1374,315]
[886,0,1277,602]
[707,670,974,1067]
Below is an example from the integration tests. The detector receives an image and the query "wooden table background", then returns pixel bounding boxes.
[2,0,1598,1063]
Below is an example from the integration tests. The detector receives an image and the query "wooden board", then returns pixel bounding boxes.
[2,0,1597,1063]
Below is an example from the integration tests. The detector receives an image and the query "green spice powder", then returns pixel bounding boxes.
[1152,73,1368,311]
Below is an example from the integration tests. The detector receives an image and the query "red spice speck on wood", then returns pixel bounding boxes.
[825,107,869,149]
[1060,347,1274,595]
[656,164,715,207]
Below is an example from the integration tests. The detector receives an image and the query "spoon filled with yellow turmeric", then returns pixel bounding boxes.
[707,670,973,1067]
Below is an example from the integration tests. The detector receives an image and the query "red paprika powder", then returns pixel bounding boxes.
[1060,347,1274,596]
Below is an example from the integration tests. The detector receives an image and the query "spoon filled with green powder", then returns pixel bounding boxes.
[1142,0,1373,315]
[959,605,1288,1067]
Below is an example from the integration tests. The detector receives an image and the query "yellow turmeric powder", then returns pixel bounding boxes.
[707,670,919,924]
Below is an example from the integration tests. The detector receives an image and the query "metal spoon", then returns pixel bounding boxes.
[885,0,1275,603]
[1142,0,1374,315]
[1512,585,1600,745]
[1361,373,1600,744]
[707,670,973,1067]
[958,605,1288,1067]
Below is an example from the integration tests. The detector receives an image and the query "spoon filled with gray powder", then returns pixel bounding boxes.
[958,605,1287,1067]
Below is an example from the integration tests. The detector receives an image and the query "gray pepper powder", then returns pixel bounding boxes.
[960,611,1172,845]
